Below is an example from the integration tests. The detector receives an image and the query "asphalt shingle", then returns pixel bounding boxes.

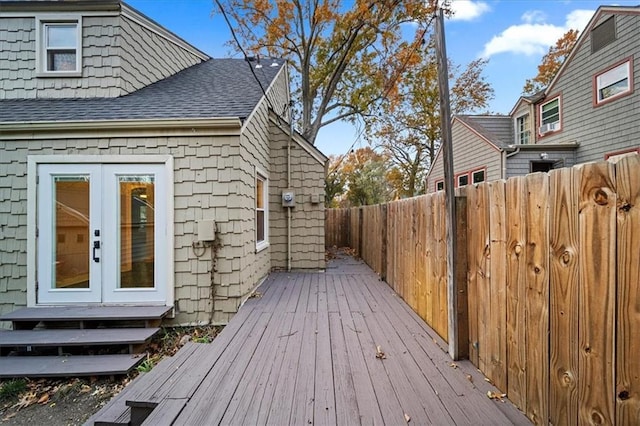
[0,58,284,123]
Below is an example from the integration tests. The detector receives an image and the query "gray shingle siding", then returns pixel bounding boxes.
[539,11,639,162]
[0,11,203,100]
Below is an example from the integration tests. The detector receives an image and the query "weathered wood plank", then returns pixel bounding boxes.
[288,312,317,425]
[328,312,360,425]
[314,310,337,424]
[487,180,507,391]
[525,172,550,425]
[505,176,528,412]
[577,162,616,425]
[549,167,579,426]
[0,354,143,378]
[140,398,187,426]
[454,193,469,360]
[0,328,159,347]
[465,184,479,365]
[616,154,640,425]
[0,306,172,322]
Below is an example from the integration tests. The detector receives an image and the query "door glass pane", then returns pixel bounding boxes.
[119,175,155,288]
[53,176,90,289]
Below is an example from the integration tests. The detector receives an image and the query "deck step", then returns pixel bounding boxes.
[0,306,172,323]
[0,354,145,378]
[0,328,160,348]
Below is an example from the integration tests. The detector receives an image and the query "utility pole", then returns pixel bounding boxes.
[434,5,459,360]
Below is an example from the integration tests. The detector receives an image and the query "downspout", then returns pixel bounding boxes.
[502,145,521,179]
[287,108,293,272]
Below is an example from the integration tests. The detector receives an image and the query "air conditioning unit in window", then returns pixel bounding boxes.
[539,122,559,134]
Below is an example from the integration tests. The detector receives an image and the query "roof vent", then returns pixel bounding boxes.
[270,61,279,67]
[591,16,616,53]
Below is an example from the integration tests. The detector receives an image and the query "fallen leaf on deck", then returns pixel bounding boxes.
[449,363,458,369]
[486,391,507,402]
[248,291,262,299]
[375,345,386,359]
[466,374,473,382]
[404,413,411,422]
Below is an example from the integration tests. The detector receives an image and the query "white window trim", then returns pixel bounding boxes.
[255,167,269,253]
[36,14,83,77]
[539,97,561,135]
[595,60,632,104]
[515,113,531,145]
[457,173,469,187]
[472,169,486,184]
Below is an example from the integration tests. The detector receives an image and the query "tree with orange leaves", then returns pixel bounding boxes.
[523,29,579,95]
[214,0,444,145]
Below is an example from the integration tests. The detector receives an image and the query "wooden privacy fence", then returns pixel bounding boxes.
[324,155,640,425]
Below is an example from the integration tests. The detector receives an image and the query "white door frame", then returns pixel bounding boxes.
[27,155,175,307]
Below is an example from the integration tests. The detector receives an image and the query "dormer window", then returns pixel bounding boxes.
[516,113,531,144]
[37,16,82,76]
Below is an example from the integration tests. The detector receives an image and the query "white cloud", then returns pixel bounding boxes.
[521,10,546,24]
[565,9,594,32]
[480,8,595,58]
[449,0,490,21]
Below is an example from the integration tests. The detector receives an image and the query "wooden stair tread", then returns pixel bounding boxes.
[0,328,160,347]
[0,354,144,378]
[0,306,172,322]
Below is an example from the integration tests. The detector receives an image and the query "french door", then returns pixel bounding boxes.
[37,164,168,305]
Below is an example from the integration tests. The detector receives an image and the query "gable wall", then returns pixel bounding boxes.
[117,15,202,94]
[426,120,502,192]
[269,123,326,270]
[538,12,639,162]
[0,131,278,326]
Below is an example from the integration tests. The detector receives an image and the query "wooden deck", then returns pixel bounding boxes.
[90,253,530,425]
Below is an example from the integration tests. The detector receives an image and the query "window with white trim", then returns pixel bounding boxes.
[595,60,631,104]
[472,169,485,184]
[457,174,469,187]
[255,170,269,251]
[539,98,560,134]
[436,180,444,191]
[516,114,530,144]
[37,17,82,76]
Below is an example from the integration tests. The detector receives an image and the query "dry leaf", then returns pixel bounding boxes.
[375,345,386,359]
[466,374,473,383]
[80,384,92,393]
[37,393,50,404]
[404,413,411,422]
[449,363,458,369]
[486,391,507,402]
[13,391,37,410]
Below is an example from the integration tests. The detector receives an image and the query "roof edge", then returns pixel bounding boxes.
[0,117,242,140]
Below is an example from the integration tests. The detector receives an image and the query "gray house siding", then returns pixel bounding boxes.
[426,119,502,192]
[538,11,639,162]
[117,15,201,95]
[268,121,326,270]
[0,13,203,99]
[505,149,577,178]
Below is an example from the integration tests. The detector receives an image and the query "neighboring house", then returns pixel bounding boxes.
[426,5,639,192]
[0,0,327,325]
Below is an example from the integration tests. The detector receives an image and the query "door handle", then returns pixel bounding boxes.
[93,240,100,263]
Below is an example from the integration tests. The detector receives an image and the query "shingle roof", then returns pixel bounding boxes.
[0,58,285,123]
[456,115,513,149]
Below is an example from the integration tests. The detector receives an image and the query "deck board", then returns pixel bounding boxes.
[0,328,159,347]
[91,252,530,426]
[0,306,172,322]
[0,354,143,378]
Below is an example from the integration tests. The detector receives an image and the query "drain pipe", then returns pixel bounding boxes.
[287,106,293,272]
[502,145,521,179]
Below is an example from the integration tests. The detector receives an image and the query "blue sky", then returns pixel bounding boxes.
[126,0,638,156]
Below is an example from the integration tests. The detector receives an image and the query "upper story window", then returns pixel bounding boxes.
[539,97,561,135]
[255,169,269,252]
[516,113,531,144]
[37,16,82,77]
[595,59,632,105]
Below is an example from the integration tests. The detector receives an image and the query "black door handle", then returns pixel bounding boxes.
[93,240,100,263]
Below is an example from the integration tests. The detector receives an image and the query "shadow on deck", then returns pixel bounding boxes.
[88,252,530,425]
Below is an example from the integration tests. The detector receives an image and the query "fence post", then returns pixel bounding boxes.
[381,204,388,281]
[358,207,364,257]
[454,194,469,359]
